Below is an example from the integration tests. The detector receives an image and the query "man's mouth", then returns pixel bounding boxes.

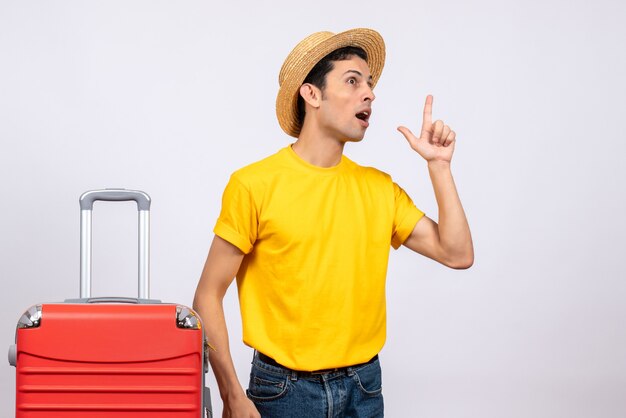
[355,111,370,122]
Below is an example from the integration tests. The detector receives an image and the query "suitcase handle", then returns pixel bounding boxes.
[80,189,151,211]
[79,189,151,299]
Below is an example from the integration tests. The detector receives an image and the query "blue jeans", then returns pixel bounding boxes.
[246,351,384,417]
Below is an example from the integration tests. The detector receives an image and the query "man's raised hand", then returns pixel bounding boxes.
[397,95,456,164]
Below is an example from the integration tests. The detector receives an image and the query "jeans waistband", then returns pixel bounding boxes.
[256,351,379,377]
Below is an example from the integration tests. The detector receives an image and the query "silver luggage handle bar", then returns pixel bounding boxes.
[79,189,151,299]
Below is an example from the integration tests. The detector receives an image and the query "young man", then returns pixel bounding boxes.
[194,28,473,418]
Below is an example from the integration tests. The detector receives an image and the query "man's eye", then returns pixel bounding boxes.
[348,78,356,85]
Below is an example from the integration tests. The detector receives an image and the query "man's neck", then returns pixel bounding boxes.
[292,128,345,168]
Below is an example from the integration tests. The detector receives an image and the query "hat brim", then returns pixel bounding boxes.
[276,28,386,138]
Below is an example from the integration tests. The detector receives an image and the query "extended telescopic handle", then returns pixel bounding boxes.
[79,189,151,299]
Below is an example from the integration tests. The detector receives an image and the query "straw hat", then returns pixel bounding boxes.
[276,28,386,138]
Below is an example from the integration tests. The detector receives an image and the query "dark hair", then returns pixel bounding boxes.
[297,46,368,126]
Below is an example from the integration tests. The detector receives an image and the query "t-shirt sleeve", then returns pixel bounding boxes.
[213,174,258,254]
[391,182,425,250]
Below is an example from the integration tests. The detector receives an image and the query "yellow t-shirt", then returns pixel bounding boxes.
[214,146,424,371]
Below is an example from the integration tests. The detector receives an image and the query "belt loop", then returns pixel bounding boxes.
[290,370,298,382]
[346,366,355,377]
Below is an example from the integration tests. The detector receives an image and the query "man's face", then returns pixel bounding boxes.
[316,56,375,142]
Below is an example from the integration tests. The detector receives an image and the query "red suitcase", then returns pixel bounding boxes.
[9,189,211,418]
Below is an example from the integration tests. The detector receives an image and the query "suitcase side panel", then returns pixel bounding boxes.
[20,304,198,362]
[15,303,204,418]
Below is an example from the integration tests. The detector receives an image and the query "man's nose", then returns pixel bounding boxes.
[364,85,375,102]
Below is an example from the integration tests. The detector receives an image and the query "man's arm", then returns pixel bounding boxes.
[398,95,474,269]
[193,235,260,418]
[402,163,473,268]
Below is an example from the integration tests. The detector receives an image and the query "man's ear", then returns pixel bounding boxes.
[299,83,321,109]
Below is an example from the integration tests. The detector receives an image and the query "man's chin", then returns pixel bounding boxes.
[343,132,366,143]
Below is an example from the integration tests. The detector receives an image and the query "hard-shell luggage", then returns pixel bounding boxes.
[8,189,211,417]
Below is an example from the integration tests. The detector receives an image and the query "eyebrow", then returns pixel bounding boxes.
[343,69,373,82]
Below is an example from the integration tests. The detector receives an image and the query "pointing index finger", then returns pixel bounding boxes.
[423,94,433,126]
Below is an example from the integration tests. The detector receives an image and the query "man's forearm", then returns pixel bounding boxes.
[193,236,260,417]
[193,296,247,403]
[428,160,474,268]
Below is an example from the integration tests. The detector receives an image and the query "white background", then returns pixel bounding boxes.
[2,1,625,417]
